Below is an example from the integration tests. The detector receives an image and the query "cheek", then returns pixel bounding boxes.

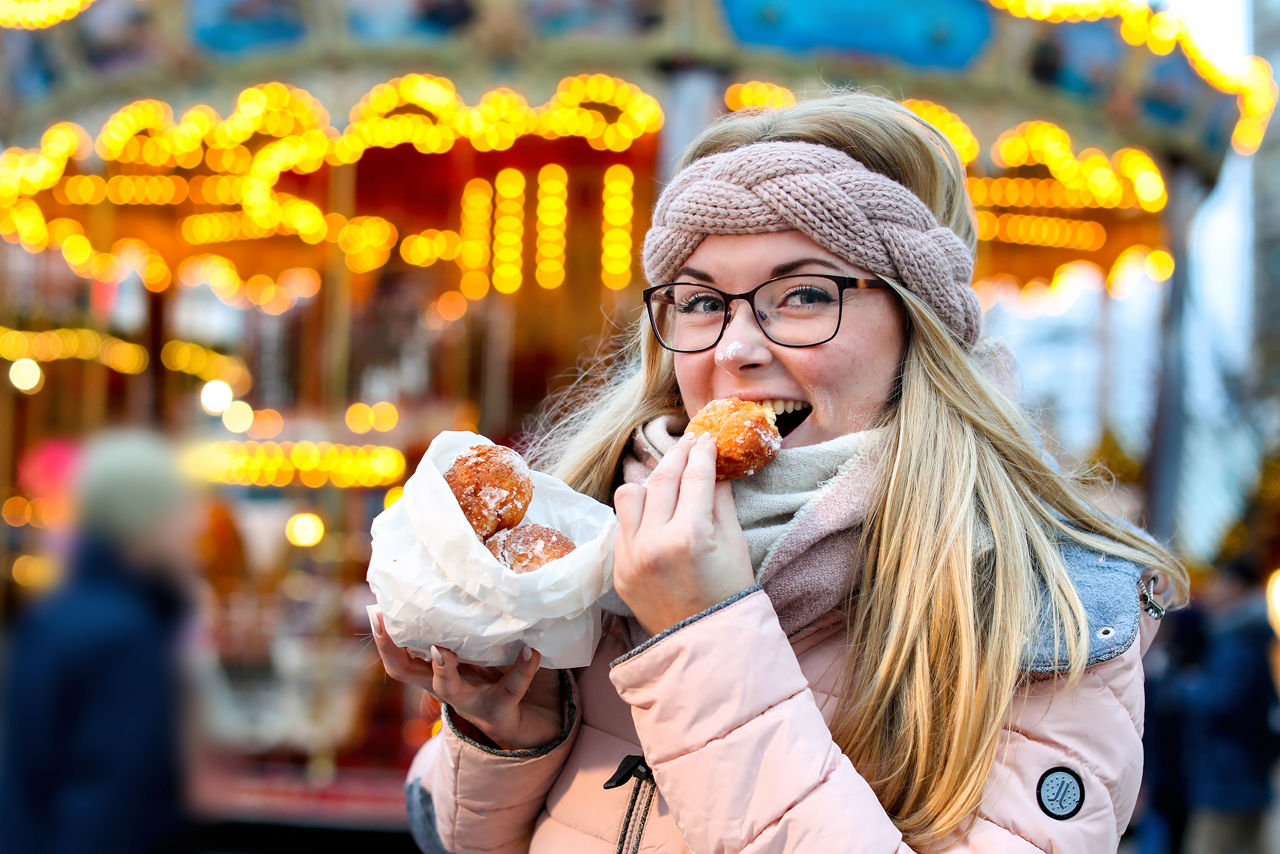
[786,313,905,404]
[673,354,714,415]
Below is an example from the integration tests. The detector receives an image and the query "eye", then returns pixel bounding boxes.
[780,284,836,307]
[677,292,725,314]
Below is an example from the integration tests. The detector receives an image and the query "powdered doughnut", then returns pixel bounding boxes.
[684,397,782,480]
[486,523,576,574]
[443,444,533,539]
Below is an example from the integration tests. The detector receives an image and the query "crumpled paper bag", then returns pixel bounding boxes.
[367,431,616,668]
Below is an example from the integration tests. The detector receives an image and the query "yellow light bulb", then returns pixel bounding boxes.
[9,358,42,393]
[285,512,325,548]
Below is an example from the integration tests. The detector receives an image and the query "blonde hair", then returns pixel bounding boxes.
[525,90,1189,850]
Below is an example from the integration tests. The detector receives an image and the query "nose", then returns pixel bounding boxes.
[714,301,773,372]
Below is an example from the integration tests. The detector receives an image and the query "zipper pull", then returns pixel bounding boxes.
[603,753,652,789]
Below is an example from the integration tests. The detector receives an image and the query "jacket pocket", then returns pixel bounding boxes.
[604,753,656,854]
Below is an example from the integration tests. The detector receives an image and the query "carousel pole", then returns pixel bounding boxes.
[1146,163,1207,544]
[323,163,356,411]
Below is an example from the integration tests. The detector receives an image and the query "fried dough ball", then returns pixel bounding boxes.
[684,397,782,480]
[485,523,576,574]
[443,444,533,539]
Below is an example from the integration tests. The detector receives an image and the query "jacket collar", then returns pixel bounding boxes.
[782,531,1157,674]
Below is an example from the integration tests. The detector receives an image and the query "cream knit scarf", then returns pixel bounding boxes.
[598,414,892,640]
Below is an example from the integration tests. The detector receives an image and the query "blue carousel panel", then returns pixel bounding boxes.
[2,31,58,102]
[528,0,662,37]
[190,0,306,56]
[720,0,995,71]
[1201,91,1239,156]
[1032,20,1125,100]
[348,0,477,42]
[1141,51,1201,127]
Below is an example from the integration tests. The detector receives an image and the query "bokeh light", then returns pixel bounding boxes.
[200,379,234,414]
[9,358,43,393]
[285,512,325,547]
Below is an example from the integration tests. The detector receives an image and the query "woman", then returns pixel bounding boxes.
[374,91,1189,852]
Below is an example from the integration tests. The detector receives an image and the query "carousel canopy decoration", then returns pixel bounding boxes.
[0,0,96,30]
[986,0,1275,154]
[0,73,663,315]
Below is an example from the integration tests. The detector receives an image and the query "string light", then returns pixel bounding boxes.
[180,440,406,489]
[0,324,148,375]
[492,168,525,294]
[536,164,568,289]
[975,210,1107,250]
[991,122,1167,212]
[0,0,98,29]
[902,100,981,165]
[724,81,797,111]
[160,339,252,394]
[601,165,633,291]
[458,178,493,300]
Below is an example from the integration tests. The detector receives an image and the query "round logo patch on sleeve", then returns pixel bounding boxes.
[1036,767,1085,820]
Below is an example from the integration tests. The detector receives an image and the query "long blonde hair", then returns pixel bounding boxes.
[524,91,1189,850]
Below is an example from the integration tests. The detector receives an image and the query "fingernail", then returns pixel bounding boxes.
[430,645,444,666]
[371,616,384,637]
[679,431,696,443]
[522,645,533,662]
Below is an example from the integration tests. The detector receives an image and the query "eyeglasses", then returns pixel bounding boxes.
[642,273,892,353]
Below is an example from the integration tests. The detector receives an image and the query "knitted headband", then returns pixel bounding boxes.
[641,140,981,348]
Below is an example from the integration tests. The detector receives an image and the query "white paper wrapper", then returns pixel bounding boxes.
[366,431,616,668]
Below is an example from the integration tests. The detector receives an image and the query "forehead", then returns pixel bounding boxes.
[680,231,877,280]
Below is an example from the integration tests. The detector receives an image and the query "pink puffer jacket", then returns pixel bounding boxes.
[405,571,1161,853]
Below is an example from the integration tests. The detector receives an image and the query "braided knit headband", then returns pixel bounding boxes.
[641,140,981,348]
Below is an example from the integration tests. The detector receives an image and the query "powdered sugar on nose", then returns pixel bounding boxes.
[715,340,745,364]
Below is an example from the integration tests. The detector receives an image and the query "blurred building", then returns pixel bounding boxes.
[0,0,1272,840]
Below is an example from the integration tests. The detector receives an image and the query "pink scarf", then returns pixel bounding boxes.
[598,414,892,645]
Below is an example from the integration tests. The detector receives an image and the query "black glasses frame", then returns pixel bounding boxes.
[642,273,892,354]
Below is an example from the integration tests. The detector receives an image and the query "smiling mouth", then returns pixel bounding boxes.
[757,399,812,438]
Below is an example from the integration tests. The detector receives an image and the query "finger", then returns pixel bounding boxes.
[497,646,542,704]
[430,645,467,703]
[374,634,437,688]
[641,433,694,525]
[673,434,718,524]
[613,482,646,539]
[711,480,740,530]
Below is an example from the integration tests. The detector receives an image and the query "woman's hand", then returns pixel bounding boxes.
[613,433,755,636]
[372,614,565,750]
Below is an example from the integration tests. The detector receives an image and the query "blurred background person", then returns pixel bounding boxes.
[1179,557,1280,854]
[0,428,204,854]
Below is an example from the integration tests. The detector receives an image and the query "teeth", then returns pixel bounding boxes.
[757,399,809,414]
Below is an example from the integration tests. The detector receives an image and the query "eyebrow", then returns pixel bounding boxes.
[675,257,847,283]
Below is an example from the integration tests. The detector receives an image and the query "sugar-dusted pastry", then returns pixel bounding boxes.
[443,444,533,539]
[486,523,576,574]
[684,397,782,480]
